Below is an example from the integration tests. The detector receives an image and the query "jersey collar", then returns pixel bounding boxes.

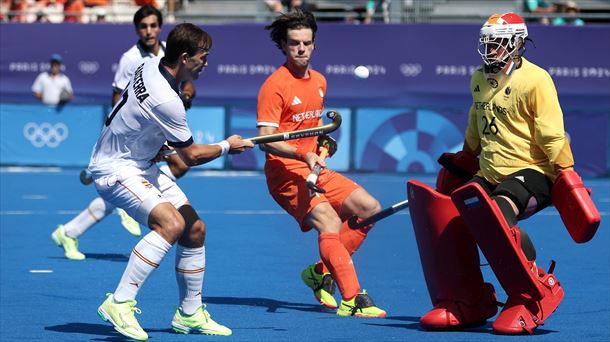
[137,40,165,58]
[158,60,180,94]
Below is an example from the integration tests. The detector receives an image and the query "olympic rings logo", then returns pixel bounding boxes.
[23,122,69,148]
[400,63,423,77]
[78,61,100,75]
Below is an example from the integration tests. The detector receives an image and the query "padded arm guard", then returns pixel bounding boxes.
[551,170,601,243]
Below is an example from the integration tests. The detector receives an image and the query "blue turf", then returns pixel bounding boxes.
[0,169,608,341]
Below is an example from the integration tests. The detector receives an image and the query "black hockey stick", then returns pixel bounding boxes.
[348,199,409,229]
[246,110,342,145]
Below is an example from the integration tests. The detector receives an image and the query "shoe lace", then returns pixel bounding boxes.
[320,274,337,295]
[119,303,142,327]
[352,291,376,314]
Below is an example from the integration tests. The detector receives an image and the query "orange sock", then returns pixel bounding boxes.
[317,221,368,274]
[318,232,360,300]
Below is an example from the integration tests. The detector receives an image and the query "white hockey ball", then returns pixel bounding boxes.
[354,65,370,79]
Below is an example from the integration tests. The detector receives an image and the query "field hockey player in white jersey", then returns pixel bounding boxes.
[90,23,253,341]
[51,5,196,260]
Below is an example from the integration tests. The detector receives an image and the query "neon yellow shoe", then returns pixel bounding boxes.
[301,264,338,309]
[337,290,387,318]
[97,293,148,341]
[171,305,232,336]
[116,208,141,237]
[51,225,85,261]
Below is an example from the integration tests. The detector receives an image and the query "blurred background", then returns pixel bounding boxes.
[1,0,609,176]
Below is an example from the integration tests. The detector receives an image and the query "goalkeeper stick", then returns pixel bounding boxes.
[246,110,342,144]
[348,199,409,229]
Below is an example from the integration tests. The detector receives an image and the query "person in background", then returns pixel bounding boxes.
[35,8,50,22]
[94,7,107,23]
[265,0,314,13]
[112,5,194,107]
[63,0,84,23]
[5,0,28,22]
[523,0,556,24]
[363,0,391,24]
[553,1,585,26]
[32,54,73,106]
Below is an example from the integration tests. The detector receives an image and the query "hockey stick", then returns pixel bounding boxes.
[347,199,409,229]
[305,147,329,193]
[246,110,342,145]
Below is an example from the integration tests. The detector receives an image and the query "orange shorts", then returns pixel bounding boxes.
[266,163,361,232]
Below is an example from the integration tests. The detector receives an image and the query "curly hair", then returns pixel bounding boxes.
[265,9,317,51]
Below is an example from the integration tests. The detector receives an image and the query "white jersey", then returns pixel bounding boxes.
[112,41,166,93]
[31,72,72,105]
[89,57,193,177]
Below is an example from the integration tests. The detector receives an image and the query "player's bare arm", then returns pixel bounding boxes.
[258,125,326,170]
[175,135,253,166]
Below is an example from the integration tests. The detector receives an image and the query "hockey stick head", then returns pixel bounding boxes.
[325,110,342,131]
[347,215,361,229]
[307,181,326,193]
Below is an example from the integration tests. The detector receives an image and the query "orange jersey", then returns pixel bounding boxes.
[257,65,327,172]
[257,65,363,230]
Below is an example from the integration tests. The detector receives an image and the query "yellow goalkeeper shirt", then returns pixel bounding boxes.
[464,58,574,185]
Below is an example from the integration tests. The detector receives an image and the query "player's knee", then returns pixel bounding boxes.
[310,207,342,234]
[493,178,533,218]
[346,190,381,218]
[358,197,381,218]
[90,197,113,217]
[163,214,187,241]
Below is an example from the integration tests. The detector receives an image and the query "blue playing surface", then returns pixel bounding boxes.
[1,168,608,341]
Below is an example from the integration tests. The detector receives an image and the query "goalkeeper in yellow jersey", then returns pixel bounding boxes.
[407,12,599,335]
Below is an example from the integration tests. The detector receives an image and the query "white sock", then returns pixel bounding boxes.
[63,197,114,238]
[175,245,205,315]
[114,231,172,302]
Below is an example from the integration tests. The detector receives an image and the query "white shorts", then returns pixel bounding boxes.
[93,163,187,226]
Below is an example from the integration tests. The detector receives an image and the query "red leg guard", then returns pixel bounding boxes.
[451,182,564,334]
[408,180,498,329]
[493,264,564,334]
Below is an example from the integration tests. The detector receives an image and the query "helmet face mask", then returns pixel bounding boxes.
[478,13,527,66]
[478,12,528,86]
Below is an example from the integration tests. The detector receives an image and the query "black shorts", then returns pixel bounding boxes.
[470,169,553,216]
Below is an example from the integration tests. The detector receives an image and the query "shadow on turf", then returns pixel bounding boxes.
[369,317,557,335]
[205,296,330,313]
[49,253,130,262]
[84,253,130,262]
[44,322,172,340]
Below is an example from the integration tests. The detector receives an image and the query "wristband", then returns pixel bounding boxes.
[295,146,309,161]
[213,140,230,156]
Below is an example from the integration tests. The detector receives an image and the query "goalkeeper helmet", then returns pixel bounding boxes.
[478,12,528,68]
